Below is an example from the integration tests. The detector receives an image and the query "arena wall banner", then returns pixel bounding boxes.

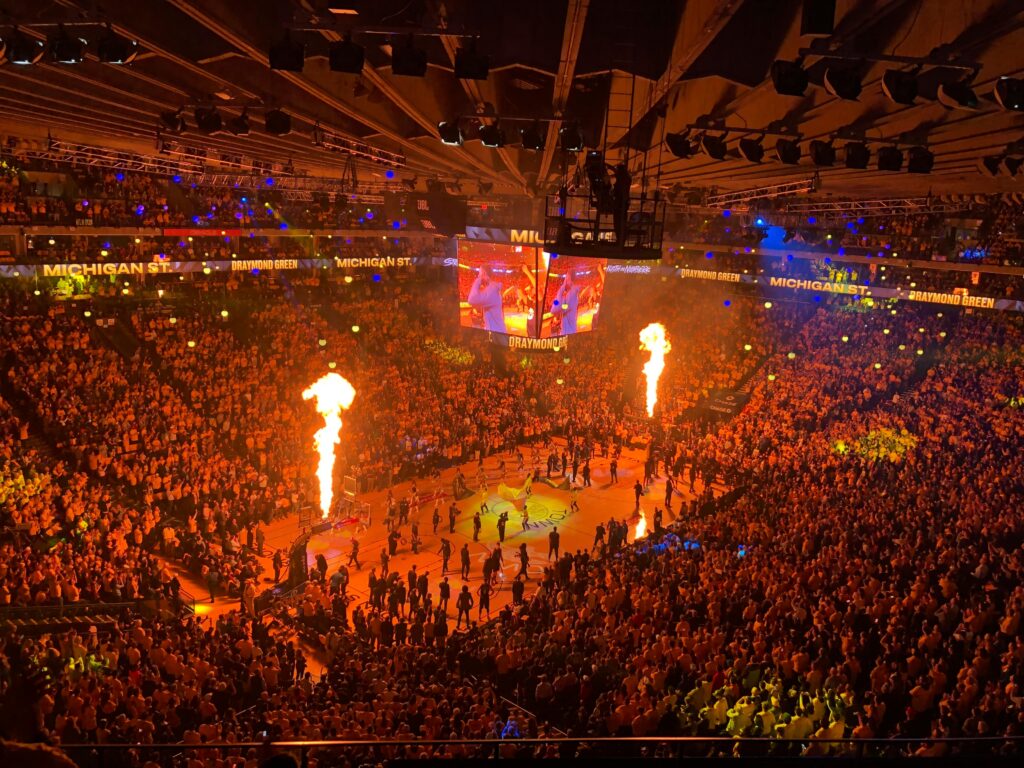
[486,332,569,351]
[678,268,1024,312]
[464,227,544,245]
[0,258,332,278]
[332,255,429,269]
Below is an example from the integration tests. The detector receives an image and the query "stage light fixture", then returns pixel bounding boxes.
[665,130,694,158]
[520,122,545,151]
[265,110,292,135]
[978,156,1002,177]
[937,80,980,110]
[877,146,904,172]
[882,69,918,105]
[782,228,796,243]
[559,122,585,152]
[700,133,728,161]
[392,35,427,77]
[1004,157,1023,177]
[160,109,187,133]
[194,106,223,134]
[738,137,765,163]
[454,39,489,80]
[7,29,44,65]
[49,25,86,64]
[329,34,364,73]
[907,146,934,174]
[770,59,809,96]
[775,138,802,165]
[97,25,138,64]
[824,66,862,100]
[438,120,464,146]
[809,140,836,166]
[479,122,505,148]
[844,141,870,169]
[227,110,250,136]
[269,32,304,72]
[994,77,1024,111]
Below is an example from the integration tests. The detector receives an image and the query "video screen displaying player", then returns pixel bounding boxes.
[539,256,606,337]
[457,241,539,337]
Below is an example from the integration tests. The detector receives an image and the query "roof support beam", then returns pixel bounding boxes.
[534,0,590,190]
[164,0,504,185]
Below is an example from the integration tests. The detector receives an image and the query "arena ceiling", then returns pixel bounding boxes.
[0,0,1022,200]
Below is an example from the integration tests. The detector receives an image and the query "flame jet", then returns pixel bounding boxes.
[639,323,671,418]
[302,373,356,519]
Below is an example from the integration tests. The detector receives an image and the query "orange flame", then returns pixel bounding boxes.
[639,323,671,417]
[303,373,356,519]
[634,509,648,540]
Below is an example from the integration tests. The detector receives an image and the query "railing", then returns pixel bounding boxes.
[0,600,139,621]
[54,735,1024,767]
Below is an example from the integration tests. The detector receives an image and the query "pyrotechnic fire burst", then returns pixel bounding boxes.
[302,373,356,519]
[639,323,671,418]
[634,509,648,540]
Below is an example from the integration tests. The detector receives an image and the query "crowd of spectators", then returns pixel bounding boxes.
[666,199,1024,267]
[0,263,1021,764]
[1,301,265,599]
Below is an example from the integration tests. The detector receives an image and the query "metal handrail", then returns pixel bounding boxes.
[55,735,1024,748]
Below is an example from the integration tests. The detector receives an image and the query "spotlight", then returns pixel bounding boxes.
[665,130,694,158]
[823,66,862,100]
[770,59,809,96]
[559,122,585,152]
[479,123,505,148]
[700,133,728,160]
[269,32,304,72]
[1004,157,1023,177]
[194,106,223,134]
[160,109,188,133]
[978,156,1002,177]
[994,77,1024,111]
[809,140,836,166]
[438,120,464,146]
[7,29,45,65]
[329,34,365,73]
[775,138,802,165]
[97,26,138,64]
[49,25,86,64]
[906,146,934,174]
[265,110,292,135]
[877,146,904,172]
[227,110,250,136]
[454,39,489,80]
[738,137,765,163]
[844,141,870,169]
[392,35,427,77]
[882,69,918,105]
[999,158,1024,178]
[937,80,980,110]
[520,122,545,151]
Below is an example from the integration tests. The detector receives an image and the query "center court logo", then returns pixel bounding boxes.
[484,498,569,529]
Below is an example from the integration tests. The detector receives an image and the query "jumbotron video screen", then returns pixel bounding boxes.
[457,240,606,338]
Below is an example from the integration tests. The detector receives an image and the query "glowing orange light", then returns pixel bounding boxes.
[634,509,648,539]
[639,323,671,417]
[303,373,356,519]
